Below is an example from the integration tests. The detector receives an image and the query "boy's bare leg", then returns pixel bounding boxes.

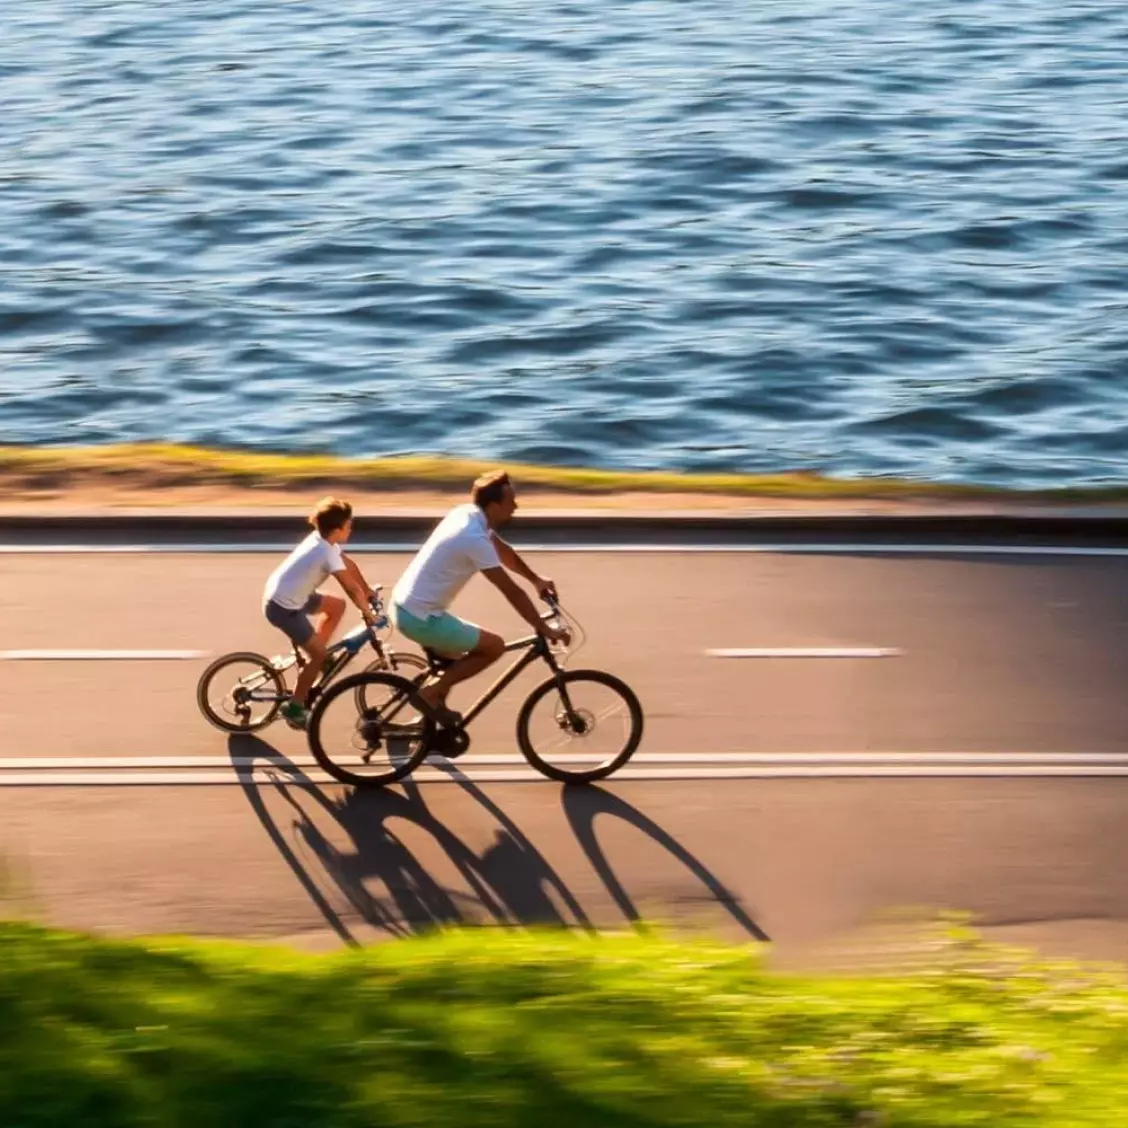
[289,596,346,706]
[292,637,327,707]
[312,594,345,650]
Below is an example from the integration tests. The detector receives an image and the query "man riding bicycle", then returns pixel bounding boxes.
[390,470,569,727]
[262,497,378,729]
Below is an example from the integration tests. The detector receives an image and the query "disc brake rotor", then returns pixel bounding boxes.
[556,707,594,736]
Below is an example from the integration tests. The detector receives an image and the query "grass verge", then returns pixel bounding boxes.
[2,442,1127,502]
[4,922,1128,1126]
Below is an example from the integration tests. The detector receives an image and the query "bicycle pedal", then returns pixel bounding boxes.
[431,729,471,760]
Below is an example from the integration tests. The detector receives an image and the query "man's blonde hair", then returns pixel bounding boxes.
[470,470,511,509]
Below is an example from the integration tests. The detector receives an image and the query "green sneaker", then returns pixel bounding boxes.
[280,700,309,731]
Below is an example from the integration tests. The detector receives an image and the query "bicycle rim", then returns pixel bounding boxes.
[197,652,285,733]
[517,670,643,783]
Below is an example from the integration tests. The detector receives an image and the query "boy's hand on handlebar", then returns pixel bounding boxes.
[535,576,558,602]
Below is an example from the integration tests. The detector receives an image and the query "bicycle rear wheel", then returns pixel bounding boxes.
[357,650,428,711]
[308,671,433,787]
[516,669,643,783]
[197,651,286,732]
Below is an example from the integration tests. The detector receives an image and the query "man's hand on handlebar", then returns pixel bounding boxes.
[538,603,571,647]
[541,621,571,646]
[534,575,558,602]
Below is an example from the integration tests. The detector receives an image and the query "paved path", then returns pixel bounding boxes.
[3,545,1128,962]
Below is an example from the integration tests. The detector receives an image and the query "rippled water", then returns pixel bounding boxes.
[2,0,1127,487]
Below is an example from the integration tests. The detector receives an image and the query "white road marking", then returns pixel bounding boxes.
[2,542,1128,557]
[7,766,1128,786]
[0,649,209,661]
[706,647,902,658]
[6,752,1128,769]
[4,750,1128,785]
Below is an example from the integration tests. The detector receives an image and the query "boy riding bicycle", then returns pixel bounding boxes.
[262,497,377,729]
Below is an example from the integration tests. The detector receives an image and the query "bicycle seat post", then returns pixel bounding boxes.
[424,648,458,675]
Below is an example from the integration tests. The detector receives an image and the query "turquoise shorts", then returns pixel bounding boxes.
[391,603,481,656]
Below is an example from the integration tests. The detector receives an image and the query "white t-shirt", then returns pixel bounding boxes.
[392,503,501,618]
[263,532,345,610]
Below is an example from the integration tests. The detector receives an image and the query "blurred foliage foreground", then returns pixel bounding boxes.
[3,921,1128,1127]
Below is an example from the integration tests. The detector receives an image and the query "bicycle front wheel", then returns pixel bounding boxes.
[308,671,434,787]
[196,651,286,733]
[516,669,643,783]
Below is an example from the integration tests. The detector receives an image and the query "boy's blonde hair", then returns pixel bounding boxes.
[308,497,353,537]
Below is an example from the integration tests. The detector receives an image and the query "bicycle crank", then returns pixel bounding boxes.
[357,711,385,750]
[430,728,471,760]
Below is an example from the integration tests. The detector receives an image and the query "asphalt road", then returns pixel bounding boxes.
[3,543,1128,963]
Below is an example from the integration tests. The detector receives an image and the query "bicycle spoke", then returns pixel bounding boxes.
[197,653,286,732]
[522,676,637,770]
[536,700,631,756]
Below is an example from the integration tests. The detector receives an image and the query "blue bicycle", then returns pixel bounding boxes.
[196,586,427,733]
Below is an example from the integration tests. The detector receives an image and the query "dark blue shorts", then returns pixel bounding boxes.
[263,592,324,647]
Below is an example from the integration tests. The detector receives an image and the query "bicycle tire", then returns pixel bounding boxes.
[516,669,644,784]
[308,670,434,787]
[356,650,429,711]
[197,651,286,733]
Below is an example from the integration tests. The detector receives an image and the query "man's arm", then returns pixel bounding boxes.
[490,534,556,600]
[482,566,559,636]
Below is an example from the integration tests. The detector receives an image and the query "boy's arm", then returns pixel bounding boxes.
[340,553,374,598]
[333,567,376,622]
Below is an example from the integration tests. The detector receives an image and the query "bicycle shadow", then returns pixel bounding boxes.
[229,734,769,945]
[229,734,591,944]
[560,785,769,941]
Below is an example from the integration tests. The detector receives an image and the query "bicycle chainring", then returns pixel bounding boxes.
[357,711,385,750]
[431,728,471,759]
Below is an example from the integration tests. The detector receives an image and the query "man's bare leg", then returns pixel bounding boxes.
[417,631,505,715]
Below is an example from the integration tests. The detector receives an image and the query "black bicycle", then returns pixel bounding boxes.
[306,598,644,787]
[196,586,427,733]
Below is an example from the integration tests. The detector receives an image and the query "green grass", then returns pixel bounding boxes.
[5,922,1128,1126]
[3,441,1128,501]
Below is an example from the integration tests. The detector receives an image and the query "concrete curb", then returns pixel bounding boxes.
[3,510,1128,548]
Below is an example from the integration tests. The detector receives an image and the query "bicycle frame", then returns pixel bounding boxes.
[406,632,565,729]
[246,597,397,704]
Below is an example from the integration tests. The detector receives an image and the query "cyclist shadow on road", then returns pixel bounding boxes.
[560,785,769,942]
[229,734,768,946]
[230,734,591,945]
